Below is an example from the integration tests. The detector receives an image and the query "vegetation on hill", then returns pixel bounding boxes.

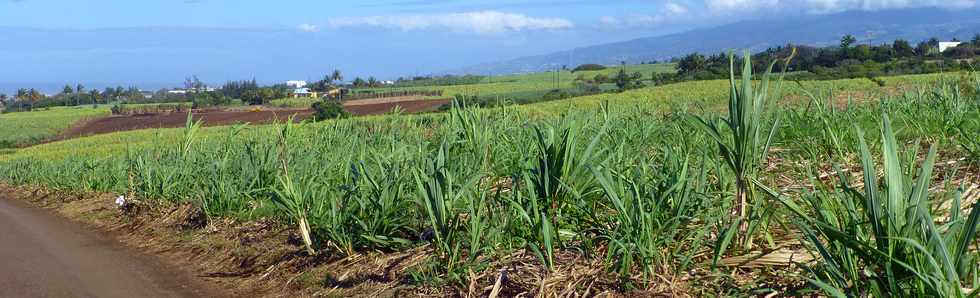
[672,35,980,83]
[391,75,486,87]
[571,63,606,72]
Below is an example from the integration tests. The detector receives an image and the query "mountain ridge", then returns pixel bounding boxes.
[449,8,980,75]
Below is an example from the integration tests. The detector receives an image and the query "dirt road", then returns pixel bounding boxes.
[0,197,216,298]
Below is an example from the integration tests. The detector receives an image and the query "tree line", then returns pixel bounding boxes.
[673,34,980,81]
[0,69,350,112]
[0,84,147,112]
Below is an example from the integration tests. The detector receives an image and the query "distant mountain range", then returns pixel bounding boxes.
[450,8,980,75]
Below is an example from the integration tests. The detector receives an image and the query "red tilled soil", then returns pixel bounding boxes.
[56,99,449,141]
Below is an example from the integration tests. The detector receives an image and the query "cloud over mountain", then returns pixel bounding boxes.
[325,11,573,34]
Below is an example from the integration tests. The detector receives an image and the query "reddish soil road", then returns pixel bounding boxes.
[56,99,449,141]
[0,197,220,298]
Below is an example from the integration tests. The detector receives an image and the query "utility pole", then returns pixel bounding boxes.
[556,66,560,90]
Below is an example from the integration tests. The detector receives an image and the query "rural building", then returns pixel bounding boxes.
[291,87,319,98]
[939,41,963,52]
[286,80,307,88]
[167,87,215,95]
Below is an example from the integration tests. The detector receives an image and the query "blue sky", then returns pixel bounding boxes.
[1,0,681,29]
[1,0,977,92]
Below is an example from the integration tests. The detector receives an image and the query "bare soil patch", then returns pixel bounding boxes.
[55,99,450,141]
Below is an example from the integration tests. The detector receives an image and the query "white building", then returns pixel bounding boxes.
[939,42,963,52]
[286,80,308,88]
[166,87,214,95]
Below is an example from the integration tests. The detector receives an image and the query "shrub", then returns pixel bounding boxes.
[311,100,348,121]
[572,64,607,72]
[867,73,886,87]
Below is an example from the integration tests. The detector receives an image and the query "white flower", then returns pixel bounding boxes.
[115,195,126,207]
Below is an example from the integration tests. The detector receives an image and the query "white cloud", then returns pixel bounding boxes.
[665,2,690,14]
[601,0,976,29]
[298,24,319,32]
[598,16,621,26]
[599,2,689,28]
[327,11,573,34]
[704,0,977,14]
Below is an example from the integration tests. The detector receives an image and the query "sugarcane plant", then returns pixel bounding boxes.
[270,118,317,255]
[695,49,794,259]
[774,115,980,297]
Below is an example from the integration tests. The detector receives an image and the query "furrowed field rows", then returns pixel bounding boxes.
[1,72,960,162]
[0,63,977,296]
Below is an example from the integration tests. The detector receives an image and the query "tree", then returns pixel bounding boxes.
[892,39,914,58]
[944,45,975,59]
[27,88,43,110]
[352,77,367,87]
[241,89,262,105]
[593,73,610,84]
[916,41,934,57]
[104,87,117,102]
[89,89,102,105]
[184,75,204,90]
[331,69,344,83]
[571,64,606,72]
[973,34,980,47]
[677,53,707,75]
[849,44,873,61]
[614,69,644,91]
[367,76,379,88]
[62,85,73,96]
[870,44,893,62]
[311,100,348,121]
[75,84,84,106]
[15,88,27,101]
[840,34,857,49]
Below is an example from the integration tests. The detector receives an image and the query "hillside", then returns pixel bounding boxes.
[452,8,980,74]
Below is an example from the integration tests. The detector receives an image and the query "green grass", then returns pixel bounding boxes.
[267,98,318,108]
[0,106,110,148]
[353,63,677,99]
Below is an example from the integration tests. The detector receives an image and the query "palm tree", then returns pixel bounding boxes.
[27,88,43,111]
[15,88,28,103]
[76,84,84,106]
[840,34,857,49]
[89,89,101,105]
[331,69,343,83]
